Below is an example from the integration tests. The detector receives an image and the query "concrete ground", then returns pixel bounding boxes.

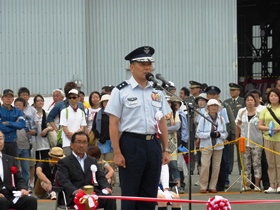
[37,161,280,210]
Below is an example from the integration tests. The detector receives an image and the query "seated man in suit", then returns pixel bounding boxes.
[57,131,116,210]
[0,131,37,210]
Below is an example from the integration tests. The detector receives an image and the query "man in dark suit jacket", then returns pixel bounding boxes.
[57,131,116,210]
[0,131,37,210]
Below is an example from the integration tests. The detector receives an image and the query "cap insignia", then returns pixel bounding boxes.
[144,47,150,54]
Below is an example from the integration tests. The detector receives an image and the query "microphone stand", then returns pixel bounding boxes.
[153,83,216,210]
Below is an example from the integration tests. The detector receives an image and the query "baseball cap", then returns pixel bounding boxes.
[2,89,14,97]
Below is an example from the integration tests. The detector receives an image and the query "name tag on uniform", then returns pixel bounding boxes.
[127,97,138,105]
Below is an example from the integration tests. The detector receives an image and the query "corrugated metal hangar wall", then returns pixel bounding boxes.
[0,0,237,100]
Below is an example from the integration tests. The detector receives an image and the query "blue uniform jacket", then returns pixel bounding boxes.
[46,99,85,123]
[0,105,26,142]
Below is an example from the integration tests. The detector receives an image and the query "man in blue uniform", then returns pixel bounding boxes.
[223,83,244,176]
[105,46,171,210]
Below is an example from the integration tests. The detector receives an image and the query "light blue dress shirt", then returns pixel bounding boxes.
[72,152,87,171]
[105,76,171,134]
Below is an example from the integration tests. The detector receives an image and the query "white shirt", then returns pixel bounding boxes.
[0,152,3,181]
[60,106,87,148]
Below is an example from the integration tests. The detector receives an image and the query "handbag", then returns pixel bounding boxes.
[47,130,58,147]
[266,107,280,125]
[57,127,63,145]
[89,130,97,146]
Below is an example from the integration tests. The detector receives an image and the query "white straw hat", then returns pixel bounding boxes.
[99,94,110,103]
[205,99,222,113]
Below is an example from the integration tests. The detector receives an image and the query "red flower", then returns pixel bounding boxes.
[10,166,18,174]
[10,166,18,188]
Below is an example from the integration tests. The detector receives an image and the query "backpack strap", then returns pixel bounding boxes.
[66,108,68,120]
[267,107,280,125]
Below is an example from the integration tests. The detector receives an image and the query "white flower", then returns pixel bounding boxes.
[90,164,98,184]
[155,111,163,121]
[90,165,97,172]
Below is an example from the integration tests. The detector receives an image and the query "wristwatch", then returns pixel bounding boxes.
[163,148,171,153]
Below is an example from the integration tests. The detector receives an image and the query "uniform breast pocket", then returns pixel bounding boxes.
[124,100,142,117]
[151,101,162,108]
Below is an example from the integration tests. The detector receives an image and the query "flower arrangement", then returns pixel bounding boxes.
[10,166,18,188]
[206,195,231,210]
[74,190,98,210]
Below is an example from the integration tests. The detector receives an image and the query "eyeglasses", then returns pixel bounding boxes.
[74,141,88,145]
[68,96,78,100]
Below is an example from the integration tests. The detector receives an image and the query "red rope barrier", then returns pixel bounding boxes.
[98,195,280,205]
[98,196,205,203]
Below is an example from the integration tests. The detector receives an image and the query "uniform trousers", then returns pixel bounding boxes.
[216,154,226,191]
[223,145,230,185]
[119,134,162,210]
[188,131,196,174]
[200,149,223,190]
[264,140,280,186]
[228,143,234,173]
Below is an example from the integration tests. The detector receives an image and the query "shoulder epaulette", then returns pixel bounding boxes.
[116,81,128,90]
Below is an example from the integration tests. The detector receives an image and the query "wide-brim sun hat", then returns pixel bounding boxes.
[48,147,65,159]
[169,96,182,106]
[99,94,110,103]
[194,93,208,104]
[205,99,222,113]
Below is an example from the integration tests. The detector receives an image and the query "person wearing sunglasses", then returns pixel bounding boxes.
[59,89,87,156]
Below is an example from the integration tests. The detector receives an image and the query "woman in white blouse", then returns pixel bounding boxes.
[236,93,263,191]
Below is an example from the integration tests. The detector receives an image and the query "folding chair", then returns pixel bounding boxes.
[52,186,70,210]
[52,174,74,210]
[53,175,101,210]
[169,181,179,194]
